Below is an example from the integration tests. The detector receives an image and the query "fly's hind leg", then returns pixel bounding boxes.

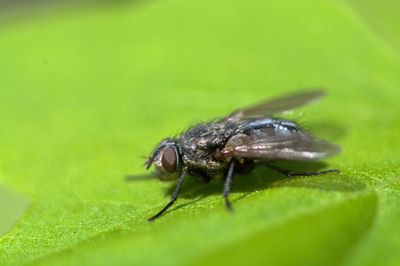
[264,163,339,177]
[223,159,236,210]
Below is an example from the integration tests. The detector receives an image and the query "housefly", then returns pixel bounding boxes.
[143,90,340,221]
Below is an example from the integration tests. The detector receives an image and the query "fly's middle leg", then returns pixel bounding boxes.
[223,159,236,210]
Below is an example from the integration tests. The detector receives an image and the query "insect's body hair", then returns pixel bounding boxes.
[177,117,302,178]
[145,90,341,221]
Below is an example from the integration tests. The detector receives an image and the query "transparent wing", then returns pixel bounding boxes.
[226,89,325,121]
[224,127,340,161]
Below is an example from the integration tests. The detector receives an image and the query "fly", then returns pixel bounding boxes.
[142,90,340,221]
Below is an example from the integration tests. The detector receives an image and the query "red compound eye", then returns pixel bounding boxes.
[161,147,177,174]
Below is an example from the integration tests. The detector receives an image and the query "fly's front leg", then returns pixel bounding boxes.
[148,168,188,222]
[264,163,340,177]
[223,159,236,210]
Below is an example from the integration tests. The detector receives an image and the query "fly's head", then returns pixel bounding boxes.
[145,139,182,181]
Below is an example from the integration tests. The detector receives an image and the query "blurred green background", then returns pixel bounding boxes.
[0,0,399,265]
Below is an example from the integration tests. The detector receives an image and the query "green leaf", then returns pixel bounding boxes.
[0,0,399,265]
[0,186,30,237]
[347,0,400,51]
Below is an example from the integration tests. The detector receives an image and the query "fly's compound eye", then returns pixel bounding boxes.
[161,146,178,174]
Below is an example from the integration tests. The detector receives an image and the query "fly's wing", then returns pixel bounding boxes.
[225,128,340,161]
[226,90,325,121]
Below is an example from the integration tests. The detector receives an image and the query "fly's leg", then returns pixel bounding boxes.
[148,168,187,222]
[223,159,236,210]
[264,163,340,177]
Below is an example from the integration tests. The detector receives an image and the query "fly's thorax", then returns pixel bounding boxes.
[180,149,229,178]
[179,122,238,158]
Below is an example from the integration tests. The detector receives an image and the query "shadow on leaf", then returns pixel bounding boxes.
[165,161,365,201]
[306,120,347,141]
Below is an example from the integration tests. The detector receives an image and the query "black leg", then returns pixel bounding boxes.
[148,168,187,222]
[223,159,235,210]
[264,163,340,177]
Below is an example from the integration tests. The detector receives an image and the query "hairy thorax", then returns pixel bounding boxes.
[177,118,301,176]
[178,121,237,175]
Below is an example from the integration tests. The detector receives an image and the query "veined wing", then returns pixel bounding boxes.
[224,127,340,161]
[226,89,325,121]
